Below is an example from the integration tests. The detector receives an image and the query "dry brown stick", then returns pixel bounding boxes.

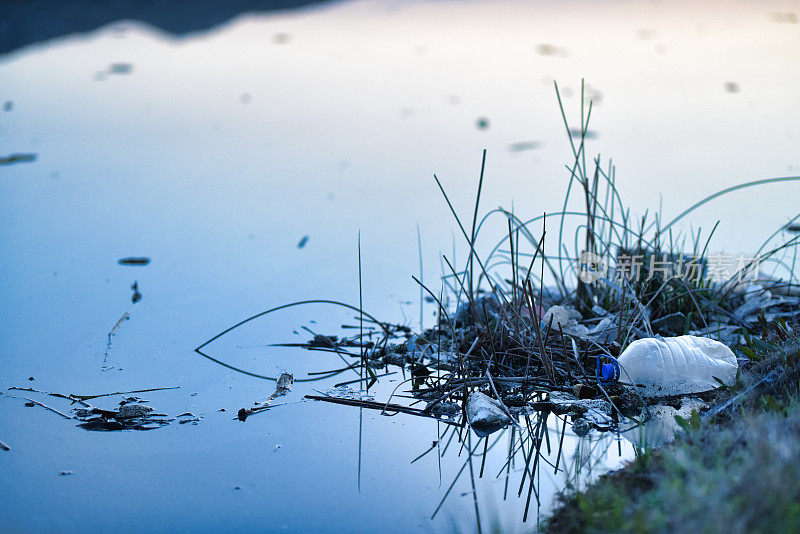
[305,395,460,426]
[381,378,417,414]
[23,397,73,419]
[445,377,556,390]
[69,386,180,402]
[234,401,294,421]
[108,311,130,342]
[9,386,179,406]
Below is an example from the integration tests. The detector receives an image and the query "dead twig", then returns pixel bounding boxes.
[69,386,180,403]
[10,386,180,405]
[23,397,73,419]
[305,395,460,426]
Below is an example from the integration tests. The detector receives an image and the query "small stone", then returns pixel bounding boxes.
[426,400,461,417]
[573,383,597,399]
[572,418,591,437]
[548,392,613,418]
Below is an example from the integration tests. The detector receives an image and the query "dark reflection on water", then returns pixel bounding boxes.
[0,0,331,57]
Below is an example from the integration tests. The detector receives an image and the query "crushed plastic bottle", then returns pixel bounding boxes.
[617,335,738,397]
[466,392,511,437]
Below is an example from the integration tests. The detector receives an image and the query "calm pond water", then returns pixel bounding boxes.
[1,0,799,532]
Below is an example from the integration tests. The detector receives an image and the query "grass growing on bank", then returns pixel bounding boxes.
[545,334,800,534]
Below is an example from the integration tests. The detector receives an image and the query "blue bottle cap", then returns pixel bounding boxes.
[601,362,616,382]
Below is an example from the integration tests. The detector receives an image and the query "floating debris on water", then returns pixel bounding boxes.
[322,384,374,401]
[475,117,490,130]
[536,43,569,57]
[94,63,133,80]
[7,386,183,431]
[116,404,153,418]
[118,257,150,266]
[0,153,37,165]
[568,128,598,139]
[75,401,170,431]
[508,141,541,152]
[297,235,309,249]
[131,281,142,304]
[178,412,201,425]
[237,372,294,421]
[103,311,130,371]
[108,63,133,74]
[724,81,740,93]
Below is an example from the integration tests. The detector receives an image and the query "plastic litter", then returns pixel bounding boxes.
[466,391,511,437]
[596,354,621,384]
[617,335,738,397]
[541,305,589,336]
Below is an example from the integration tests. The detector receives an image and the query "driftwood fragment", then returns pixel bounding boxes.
[237,373,294,421]
[23,397,73,419]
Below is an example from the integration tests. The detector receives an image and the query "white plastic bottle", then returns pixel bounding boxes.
[617,335,738,397]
